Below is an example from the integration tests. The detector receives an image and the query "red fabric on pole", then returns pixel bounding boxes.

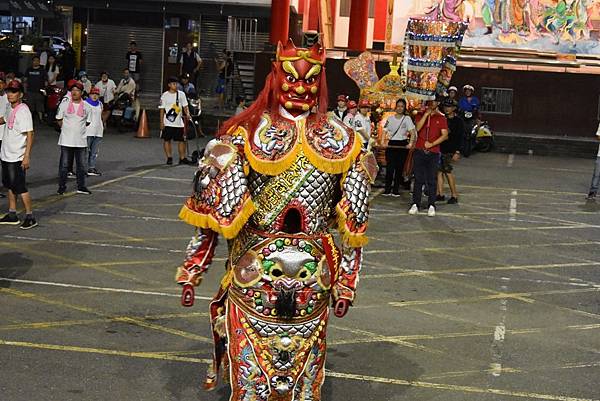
[270,0,291,45]
[348,0,369,51]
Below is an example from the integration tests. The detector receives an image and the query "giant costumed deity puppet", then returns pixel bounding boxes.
[174,39,377,401]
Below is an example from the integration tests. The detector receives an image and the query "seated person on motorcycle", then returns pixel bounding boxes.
[116,68,136,99]
[458,84,480,117]
[177,74,196,100]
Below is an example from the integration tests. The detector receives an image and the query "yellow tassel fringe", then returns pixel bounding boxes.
[335,203,369,248]
[244,138,300,176]
[301,137,362,175]
[178,198,256,239]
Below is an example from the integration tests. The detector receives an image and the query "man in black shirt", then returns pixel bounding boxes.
[437,98,464,204]
[126,41,143,91]
[24,56,47,123]
[179,42,202,86]
[61,42,76,83]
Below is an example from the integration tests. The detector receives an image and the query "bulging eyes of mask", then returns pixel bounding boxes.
[274,40,325,114]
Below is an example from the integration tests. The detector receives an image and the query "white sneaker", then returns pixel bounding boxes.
[408,204,418,215]
[427,205,436,217]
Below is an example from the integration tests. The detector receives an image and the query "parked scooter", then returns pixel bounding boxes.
[40,84,66,126]
[471,119,494,153]
[110,92,137,132]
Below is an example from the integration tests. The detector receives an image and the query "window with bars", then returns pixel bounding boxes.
[339,0,375,18]
[480,87,513,115]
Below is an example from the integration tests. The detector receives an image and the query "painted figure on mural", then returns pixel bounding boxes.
[175,39,376,401]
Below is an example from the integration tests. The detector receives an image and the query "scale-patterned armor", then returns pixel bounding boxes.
[175,40,376,401]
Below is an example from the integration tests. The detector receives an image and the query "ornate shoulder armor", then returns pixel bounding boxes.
[179,135,254,239]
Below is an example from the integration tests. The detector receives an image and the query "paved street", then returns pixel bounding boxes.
[1,126,599,401]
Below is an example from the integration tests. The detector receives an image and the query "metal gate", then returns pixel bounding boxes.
[86,24,164,107]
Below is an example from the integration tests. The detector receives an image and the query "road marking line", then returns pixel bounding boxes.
[0,312,210,331]
[139,175,192,183]
[0,339,212,364]
[388,287,600,308]
[59,210,180,222]
[507,153,515,167]
[92,188,188,198]
[329,324,445,355]
[2,235,185,254]
[31,168,159,209]
[114,317,212,343]
[509,190,518,221]
[360,261,600,279]
[324,370,598,401]
[0,241,142,282]
[491,283,509,377]
[0,277,212,300]
[0,287,213,343]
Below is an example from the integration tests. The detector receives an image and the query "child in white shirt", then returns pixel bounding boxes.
[85,87,104,176]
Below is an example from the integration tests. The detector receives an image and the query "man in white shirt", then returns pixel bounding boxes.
[382,98,417,196]
[586,122,600,200]
[0,80,37,229]
[0,73,8,198]
[56,80,91,195]
[96,71,117,125]
[352,99,373,149]
[116,68,136,98]
[160,76,192,165]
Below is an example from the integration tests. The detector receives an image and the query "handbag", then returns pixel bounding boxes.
[403,148,415,179]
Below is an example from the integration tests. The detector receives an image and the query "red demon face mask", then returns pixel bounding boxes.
[274,40,325,115]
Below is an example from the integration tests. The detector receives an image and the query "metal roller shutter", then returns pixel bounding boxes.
[86,24,164,107]
[197,16,228,94]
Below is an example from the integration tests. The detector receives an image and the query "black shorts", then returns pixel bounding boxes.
[1,160,28,195]
[162,126,185,142]
[439,153,454,174]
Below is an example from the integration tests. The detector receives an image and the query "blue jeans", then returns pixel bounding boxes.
[59,146,86,191]
[590,157,600,194]
[87,136,102,170]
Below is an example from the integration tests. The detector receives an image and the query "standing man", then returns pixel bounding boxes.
[24,56,47,123]
[352,99,373,149]
[160,76,192,165]
[383,98,416,196]
[408,97,448,217]
[0,73,8,198]
[437,98,464,204]
[179,42,202,88]
[95,71,116,125]
[61,42,76,83]
[586,122,600,200]
[116,69,136,98]
[56,81,91,195]
[126,41,143,92]
[0,80,37,229]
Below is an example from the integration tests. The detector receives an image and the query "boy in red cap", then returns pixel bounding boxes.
[85,86,104,176]
[0,80,37,229]
[352,99,373,149]
[333,94,349,122]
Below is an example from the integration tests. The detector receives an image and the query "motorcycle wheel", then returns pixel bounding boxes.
[477,137,493,152]
[117,119,128,133]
